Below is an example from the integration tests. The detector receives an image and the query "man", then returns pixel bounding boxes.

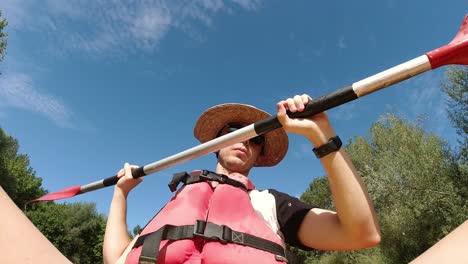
[103,94,381,264]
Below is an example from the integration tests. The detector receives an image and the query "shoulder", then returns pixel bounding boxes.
[258,189,317,249]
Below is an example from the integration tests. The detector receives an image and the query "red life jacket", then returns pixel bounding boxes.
[126,170,287,264]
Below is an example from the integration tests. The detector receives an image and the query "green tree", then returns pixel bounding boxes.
[0,10,8,63]
[0,127,107,263]
[440,66,468,200]
[301,177,332,210]
[0,127,46,207]
[133,224,142,237]
[441,66,468,162]
[26,202,106,264]
[0,129,18,198]
[300,114,467,263]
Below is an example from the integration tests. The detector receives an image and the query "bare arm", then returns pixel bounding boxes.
[298,147,380,250]
[0,186,72,264]
[277,94,381,250]
[410,220,468,264]
[103,163,142,264]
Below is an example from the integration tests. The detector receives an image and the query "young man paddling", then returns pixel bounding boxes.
[104,94,381,264]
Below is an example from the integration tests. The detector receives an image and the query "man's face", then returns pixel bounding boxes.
[216,124,264,173]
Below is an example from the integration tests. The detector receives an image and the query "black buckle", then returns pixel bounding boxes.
[168,172,190,192]
[199,170,228,183]
[193,220,231,244]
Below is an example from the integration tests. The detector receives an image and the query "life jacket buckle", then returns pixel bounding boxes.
[193,220,230,244]
[199,170,228,183]
[168,171,190,192]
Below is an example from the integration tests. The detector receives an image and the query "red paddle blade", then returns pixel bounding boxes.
[28,186,82,203]
[427,14,468,69]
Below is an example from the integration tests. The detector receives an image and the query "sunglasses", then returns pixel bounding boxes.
[219,123,265,146]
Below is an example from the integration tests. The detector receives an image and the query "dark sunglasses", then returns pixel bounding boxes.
[218,123,265,146]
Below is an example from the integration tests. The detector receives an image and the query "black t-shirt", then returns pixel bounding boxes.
[249,189,316,249]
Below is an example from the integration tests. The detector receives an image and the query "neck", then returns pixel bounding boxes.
[215,163,250,177]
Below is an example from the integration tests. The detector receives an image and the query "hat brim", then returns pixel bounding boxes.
[194,103,288,167]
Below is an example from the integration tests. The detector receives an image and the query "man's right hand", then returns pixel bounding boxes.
[115,163,143,197]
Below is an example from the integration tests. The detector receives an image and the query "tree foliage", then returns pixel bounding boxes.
[133,224,142,237]
[0,128,46,208]
[0,129,18,198]
[0,10,7,62]
[0,127,106,263]
[26,202,106,264]
[441,66,468,162]
[301,176,332,210]
[300,114,467,263]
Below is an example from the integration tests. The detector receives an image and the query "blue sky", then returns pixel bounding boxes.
[0,1,466,230]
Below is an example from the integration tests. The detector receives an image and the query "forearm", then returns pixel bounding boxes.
[306,126,380,244]
[320,149,380,239]
[103,188,132,264]
[0,187,72,264]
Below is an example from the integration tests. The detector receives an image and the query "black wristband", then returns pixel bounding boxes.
[313,136,342,158]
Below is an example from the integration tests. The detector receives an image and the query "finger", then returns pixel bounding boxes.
[117,168,124,178]
[277,102,287,116]
[293,95,305,111]
[286,98,296,112]
[276,102,289,126]
[124,162,133,179]
[301,94,312,103]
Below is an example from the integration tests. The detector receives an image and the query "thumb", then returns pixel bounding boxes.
[124,163,134,179]
[276,102,289,126]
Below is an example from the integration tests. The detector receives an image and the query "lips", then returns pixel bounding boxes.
[233,147,247,155]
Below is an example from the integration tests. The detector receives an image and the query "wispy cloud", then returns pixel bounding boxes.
[406,72,445,117]
[338,35,347,49]
[329,102,356,121]
[0,72,72,127]
[2,0,262,56]
[402,70,451,135]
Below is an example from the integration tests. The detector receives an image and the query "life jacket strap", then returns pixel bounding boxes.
[134,220,288,263]
[168,170,248,192]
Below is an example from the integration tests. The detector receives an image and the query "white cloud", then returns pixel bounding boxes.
[131,6,172,50]
[1,0,262,55]
[338,35,347,49]
[402,70,451,135]
[0,72,72,127]
[231,0,262,10]
[329,103,355,121]
[406,72,444,116]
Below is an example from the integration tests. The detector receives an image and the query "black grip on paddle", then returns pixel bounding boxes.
[102,166,146,187]
[287,85,357,119]
[132,166,146,179]
[253,85,357,136]
[254,116,282,135]
[103,175,119,187]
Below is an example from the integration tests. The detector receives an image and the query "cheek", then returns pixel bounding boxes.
[217,148,231,160]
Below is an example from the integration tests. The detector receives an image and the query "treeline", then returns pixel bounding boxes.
[0,129,107,263]
[298,66,468,263]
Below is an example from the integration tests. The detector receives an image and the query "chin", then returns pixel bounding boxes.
[223,159,250,172]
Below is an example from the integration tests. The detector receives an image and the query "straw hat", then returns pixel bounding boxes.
[194,103,289,167]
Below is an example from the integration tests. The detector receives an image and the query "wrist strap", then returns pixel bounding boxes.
[313,136,342,158]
